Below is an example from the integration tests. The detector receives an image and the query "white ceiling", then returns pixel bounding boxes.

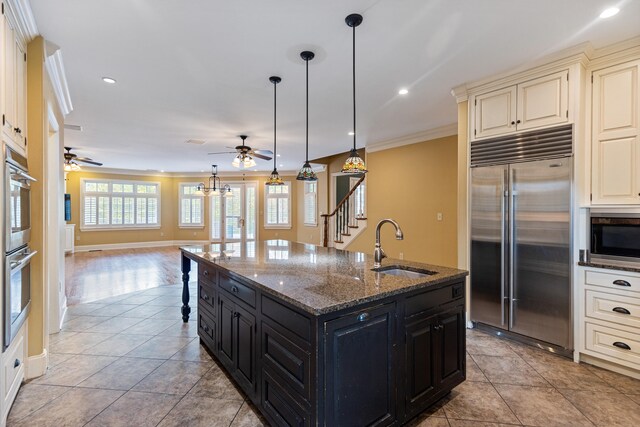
[30,0,640,173]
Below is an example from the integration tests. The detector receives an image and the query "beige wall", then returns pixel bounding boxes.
[65,172,303,246]
[295,169,328,246]
[347,136,458,267]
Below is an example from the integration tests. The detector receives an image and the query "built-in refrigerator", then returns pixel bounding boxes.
[470,125,573,351]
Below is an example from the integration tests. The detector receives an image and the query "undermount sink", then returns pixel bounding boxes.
[373,265,437,279]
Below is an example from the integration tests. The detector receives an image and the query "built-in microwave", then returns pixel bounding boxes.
[589,209,640,267]
[4,145,35,253]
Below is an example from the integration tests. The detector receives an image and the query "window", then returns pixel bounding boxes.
[264,182,291,228]
[81,179,160,230]
[179,183,204,227]
[304,182,317,226]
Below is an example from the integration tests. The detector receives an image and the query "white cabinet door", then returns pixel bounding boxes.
[15,40,26,149]
[591,60,640,205]
[517,70,568,131]
[473,85,517,139]
[3,12,16,142]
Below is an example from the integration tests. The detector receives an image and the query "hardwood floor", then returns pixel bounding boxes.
[65,246,189,305]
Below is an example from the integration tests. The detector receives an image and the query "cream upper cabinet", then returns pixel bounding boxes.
[471,70,569,141]
[2,5,27,153]
[591,60,640,205]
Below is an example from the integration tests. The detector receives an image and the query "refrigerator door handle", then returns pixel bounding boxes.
[509,167,516,330]
[501,170,508,326]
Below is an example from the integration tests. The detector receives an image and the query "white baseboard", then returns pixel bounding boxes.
[74,239,210,252]
[26,349,48,379]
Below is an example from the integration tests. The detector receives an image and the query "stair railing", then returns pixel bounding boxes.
[321,175,366,247]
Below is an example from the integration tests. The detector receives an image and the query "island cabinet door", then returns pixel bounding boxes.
[436,305,466,390]
[234,304,256,394]
[218,293,235,370]
[323,303,397,427]
[404,315,438,417]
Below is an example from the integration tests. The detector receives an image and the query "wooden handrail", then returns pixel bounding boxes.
[322,174,366,247]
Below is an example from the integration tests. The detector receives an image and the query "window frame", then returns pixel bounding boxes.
[264,181,292,229]
[303,181,317,227]
[80,178,162,231]
[178,182,205,228]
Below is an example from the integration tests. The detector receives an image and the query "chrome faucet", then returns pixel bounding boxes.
[374,219,404,268]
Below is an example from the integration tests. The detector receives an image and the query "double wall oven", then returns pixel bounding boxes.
[3,145,36,351]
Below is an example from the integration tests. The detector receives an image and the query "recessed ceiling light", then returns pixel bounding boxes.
[277,154,281,157]
[160,170,165,173]
[200,170,205,173]
[279,164,283,167]
[348,131,355,136]
[102,77,117,84]
[398,88,409,95]
[599,7,619,18]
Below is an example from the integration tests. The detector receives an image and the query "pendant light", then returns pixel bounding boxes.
[266,76,284,186]
[341,13,367,174]
[297,51,317,181]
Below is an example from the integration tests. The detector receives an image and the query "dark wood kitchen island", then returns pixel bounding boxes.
[180,240,468,427]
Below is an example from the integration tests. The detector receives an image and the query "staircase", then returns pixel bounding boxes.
[321,175,367,250]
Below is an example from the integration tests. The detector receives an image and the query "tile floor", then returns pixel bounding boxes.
[7,283,640,426]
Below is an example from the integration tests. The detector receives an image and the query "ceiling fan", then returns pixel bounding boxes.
[63,146,103,171]
[208,135,273,168]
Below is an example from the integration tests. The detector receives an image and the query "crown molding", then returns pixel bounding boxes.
[77,166,304,179]
[45,42,73,116]
[6,0,38,43]
[587,36,640,70]
[366,124,457,153]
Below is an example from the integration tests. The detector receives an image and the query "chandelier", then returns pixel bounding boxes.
[197,165,232,196]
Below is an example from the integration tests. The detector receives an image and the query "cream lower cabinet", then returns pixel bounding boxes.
[591,60,640,205]
[1,324,26,424]
[578,267,640,376]
[472,70,569,140]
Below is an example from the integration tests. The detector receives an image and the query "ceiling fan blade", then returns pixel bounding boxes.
[251,153,272,161]
[208,151,237,155]
[76,158,103,166]
[253,149,273,156]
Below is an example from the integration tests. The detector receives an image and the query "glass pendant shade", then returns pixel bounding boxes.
[232,156,241,168]
[341,148,367,173]
[243,157,256,168]
[297,162,317,181]
[266,168,284,186]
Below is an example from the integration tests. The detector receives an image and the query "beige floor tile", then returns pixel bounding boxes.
[150,306,187,320]
[119,303,168,318]
[66,303,109,316]
[158,320,199,338]
[120,318,178,335]
[158,395,242,427]
[447,420,521,426]
[535,362,615,392]
[133,360,212,395]
[125,335,194,359]
[61,315,111,332]
[82,333,154,357]
[472,355,549,387]
[144,295,182,306]
[136,286,183,296]
[11,388,124,427]
[47,352,76,367]
[495,384,592,426]
[443,381,519,424]
[559,388,640,426]
[48,330,79,344]
[34,354,118,386]
[405,415,450,427]
[587,365,640,394]
[188,365,245,401]
[85,390,181,427]
[78,357,164,390]
[466,354,488,382]
[7,384,70,423]
[89,303,138,317]
[170,339,213,362]
[466,337,519,357]
[230,400,268,427]
[49,331,115,354]
[628,394,640,404]
[117,294,162,305]
[85,316,144,333]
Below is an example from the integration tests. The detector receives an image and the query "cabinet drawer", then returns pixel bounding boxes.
[262,370,311,427]
[198,310,217,348]
[220,273,256,308]
[405,283,463,318]
[585,270,640,294]
[262,323,311,402]
[262,295,311,343]
[3,327,25,406]
[198,281,216,316]
[198,264,217,283]
[585,289,640,329]
[585,323,640,368]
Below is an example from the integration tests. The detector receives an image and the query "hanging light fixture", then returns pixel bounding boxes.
[266,76,284,186]
[63,160,81,172]
[197,164,232,196]
[341,13,367,174]
[296,51,318,181]
[231,135,257,169]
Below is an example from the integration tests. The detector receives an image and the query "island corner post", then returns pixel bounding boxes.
[181,252,191,322]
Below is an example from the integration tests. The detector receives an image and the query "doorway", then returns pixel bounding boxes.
[210,181,258,244]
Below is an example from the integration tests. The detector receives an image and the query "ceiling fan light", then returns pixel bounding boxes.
[341,148,367,174]
[266,169,284,186]
[232,156,241,168]
[63,162,72,172]
[71,162,82,172]
[244,157,257,168]
[296,162,317,181]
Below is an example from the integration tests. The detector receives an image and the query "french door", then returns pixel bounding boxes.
[210,182,257,244]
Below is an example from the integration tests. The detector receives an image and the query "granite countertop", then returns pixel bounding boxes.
[578,261,640,274]
[181,240,468,316]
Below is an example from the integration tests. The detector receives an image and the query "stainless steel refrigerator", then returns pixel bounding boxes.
[470,147,572,350]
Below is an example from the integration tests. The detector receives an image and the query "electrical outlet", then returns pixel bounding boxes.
[437,212,443,221]
[399,252,404,260]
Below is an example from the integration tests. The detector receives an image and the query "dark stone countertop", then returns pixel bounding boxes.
[181,240,468,316]
[578,261,640,274]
